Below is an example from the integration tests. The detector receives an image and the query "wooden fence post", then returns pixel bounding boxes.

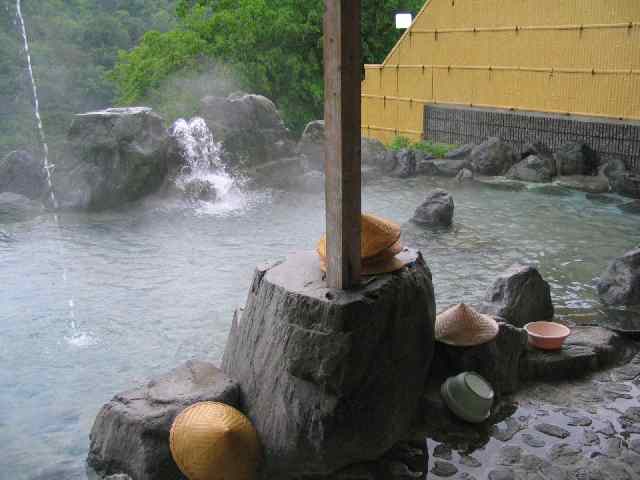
[324,0,362,289]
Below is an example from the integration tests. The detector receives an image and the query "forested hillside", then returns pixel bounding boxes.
[113,0,425,133]
[0,0,177,158]
[1,0,423,160]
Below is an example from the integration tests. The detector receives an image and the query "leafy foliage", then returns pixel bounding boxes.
[111,0,426,133]
[388,135,455,158]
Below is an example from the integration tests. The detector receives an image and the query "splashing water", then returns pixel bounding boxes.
[16,1,88,345]
[170,117,247,214]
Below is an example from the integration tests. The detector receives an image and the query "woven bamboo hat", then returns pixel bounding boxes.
[170,402,261,480]
[435,303,499,347]
[316,213,401,260]
[317,213,408,275]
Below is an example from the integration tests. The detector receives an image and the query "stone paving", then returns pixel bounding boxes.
[423,352,640,479]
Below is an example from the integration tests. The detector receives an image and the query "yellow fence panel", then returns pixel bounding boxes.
[362,0,640,145]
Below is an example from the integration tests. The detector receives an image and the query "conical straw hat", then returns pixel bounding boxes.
[435,303,499,347]
[170,402,261,480]
[316,213,401,260]
[319,241,411,276]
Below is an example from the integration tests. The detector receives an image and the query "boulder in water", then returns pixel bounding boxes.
[390,149,416,178]
[361,137,388,165]
[411,189,454,227]
[520,142,556,175]
[553,142,599,176]
[0,150,47,201]
[53,107,171,210]
[470,138,517,175]
[596,248,640,306]
[298,120,394,173]
[199,93,294,169]
[415,152,438,176]
[479,264,554,328]
[87,360,241,480]
[506,155,554,183]
[610,172,640,199]
[445,143,475,160]
[432,158,471,177]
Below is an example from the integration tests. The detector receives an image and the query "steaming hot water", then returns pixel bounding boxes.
[2,163,639,477]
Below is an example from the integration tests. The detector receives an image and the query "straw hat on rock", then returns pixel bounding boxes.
[170,402,261,480]
[435,303,499,347]
[317,213,409,275]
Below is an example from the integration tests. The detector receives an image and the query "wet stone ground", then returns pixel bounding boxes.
[421,352,640,480]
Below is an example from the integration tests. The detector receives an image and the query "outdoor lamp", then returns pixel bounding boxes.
[395,12,413,29]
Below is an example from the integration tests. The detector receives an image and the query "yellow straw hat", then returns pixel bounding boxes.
[435,303,499,347]
[316,213,401,260]
[170,402,261,480]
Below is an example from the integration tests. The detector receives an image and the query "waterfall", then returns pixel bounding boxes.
[170,117,242,212]
[15,0,57,210]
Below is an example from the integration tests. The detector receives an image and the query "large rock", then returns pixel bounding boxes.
[610,172,640,199]
[432,158,470,177]
[469,138,517,176]
[479,264,554,328]
[445,143,475,160]
[411,189,454,227]
[390,149,416,178]
[520,142,556,175]
[435,323,529,395]
[0,150,47,201]
[298,121,393,173]
[553,142,599,176]
[520,326,634,381]
[53,107,170,210]
[602,158,627,181]
[221,250,435,477]
[199,93,294,169]
[506,155,554,183]
[88,360,241,480]
[415,152,437,176]
[361,137,392,172]
[596,248,640,306]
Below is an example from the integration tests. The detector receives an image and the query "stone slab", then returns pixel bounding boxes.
[520,326,634,381]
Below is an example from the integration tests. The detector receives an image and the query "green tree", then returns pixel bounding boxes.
[111,0,424,133]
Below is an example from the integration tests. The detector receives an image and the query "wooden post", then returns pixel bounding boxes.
[324,0,362,289]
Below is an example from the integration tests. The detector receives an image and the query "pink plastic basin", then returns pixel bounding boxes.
[524,321,571,350]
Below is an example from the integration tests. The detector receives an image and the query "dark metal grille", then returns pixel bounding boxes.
[424,104,640,172]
